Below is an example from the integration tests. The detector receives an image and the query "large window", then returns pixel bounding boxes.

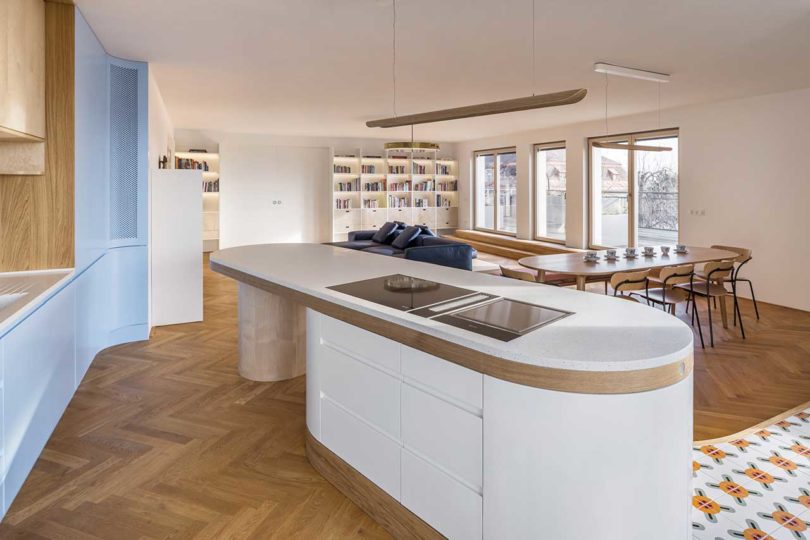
[474,148,517,234]
[589,129,679,248]
[534,143,566,242]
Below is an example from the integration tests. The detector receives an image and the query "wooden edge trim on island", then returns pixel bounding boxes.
[694,399,810,446]
[211,261,693,394]
[306,430,442,540]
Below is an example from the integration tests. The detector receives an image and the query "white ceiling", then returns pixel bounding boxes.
[76,0,810,142]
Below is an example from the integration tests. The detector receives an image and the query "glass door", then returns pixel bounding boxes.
[589,130,679,248]
[474,148,517,235]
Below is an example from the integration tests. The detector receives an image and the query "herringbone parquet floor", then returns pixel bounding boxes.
[1,255,808,538]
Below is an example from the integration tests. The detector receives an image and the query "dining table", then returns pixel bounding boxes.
[518,246,739,291]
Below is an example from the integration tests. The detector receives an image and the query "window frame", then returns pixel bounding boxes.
[532,141,567,245]
[587,128,679,249]
[473,146,518,237]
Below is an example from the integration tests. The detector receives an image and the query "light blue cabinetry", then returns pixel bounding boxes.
[2,281,76,515]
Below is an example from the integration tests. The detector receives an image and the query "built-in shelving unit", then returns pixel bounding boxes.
[176,150,220,252]
[332,147,458,241]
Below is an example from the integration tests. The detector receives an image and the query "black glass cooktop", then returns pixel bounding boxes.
[328,274,477,311]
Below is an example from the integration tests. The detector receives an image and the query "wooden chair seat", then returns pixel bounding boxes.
[636,287,691,306]
[677,282,728,297]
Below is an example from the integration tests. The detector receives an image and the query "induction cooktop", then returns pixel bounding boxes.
[328,274,572,341]
[327,274,479,311]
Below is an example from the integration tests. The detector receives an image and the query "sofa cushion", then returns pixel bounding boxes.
[362,245,404,257]
[371,222,398,243]
[391,225,421,250]
[416,225,436,237]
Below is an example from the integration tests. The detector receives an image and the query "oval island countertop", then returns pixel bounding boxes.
[210,243,694,394]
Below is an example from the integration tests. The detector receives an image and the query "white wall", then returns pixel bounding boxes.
[456,88,810,311]
[147,69,174,168]
[174,131,458,249]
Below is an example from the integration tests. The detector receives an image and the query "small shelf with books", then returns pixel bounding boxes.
[178,149,220,251]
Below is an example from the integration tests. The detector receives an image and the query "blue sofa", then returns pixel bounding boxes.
[330,225,477,271]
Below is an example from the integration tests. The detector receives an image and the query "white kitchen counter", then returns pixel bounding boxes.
[0,268,74,337]
[211,243,693,375]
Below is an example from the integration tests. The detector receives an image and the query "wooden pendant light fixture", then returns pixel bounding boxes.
[366,0,586,129]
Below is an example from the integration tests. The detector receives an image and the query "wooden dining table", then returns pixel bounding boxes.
[518,246,739,291]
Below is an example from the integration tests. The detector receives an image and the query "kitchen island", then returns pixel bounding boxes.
[211,243,694,540]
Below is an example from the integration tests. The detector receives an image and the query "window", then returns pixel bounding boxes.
[589,129,679,248]
[534,143,566,242]
[474,148,517,234]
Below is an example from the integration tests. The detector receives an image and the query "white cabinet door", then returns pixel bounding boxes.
[388,207,411,224]
[334,209,361,233]
[436,207,458,228]
[413,208,436,228]
[362,208,387,229]
[3,283,76,511]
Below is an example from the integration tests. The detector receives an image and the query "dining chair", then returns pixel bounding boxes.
[499,266,540,282]
[710,245,759,323]
[635,264,705,348]
[679,260,742,347]
[609,269,650,299]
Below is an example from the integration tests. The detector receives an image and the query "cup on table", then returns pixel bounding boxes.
[643,246,655,256]
[660,246,671,256]
[625,247,637,257]
[606,249,617,259]
[676,244,687,253]
[585,250,598,261]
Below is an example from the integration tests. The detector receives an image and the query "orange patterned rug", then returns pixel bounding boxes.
[692,402,810,539]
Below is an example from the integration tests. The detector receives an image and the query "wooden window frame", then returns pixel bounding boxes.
[473,147,518,237]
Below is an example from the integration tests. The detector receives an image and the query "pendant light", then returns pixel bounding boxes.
[592,63,672,152]
[366,0,587,129]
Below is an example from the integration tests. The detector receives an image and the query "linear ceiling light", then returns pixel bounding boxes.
[593,63,670,83]
[366,89,588,128]
[592,141,672,152]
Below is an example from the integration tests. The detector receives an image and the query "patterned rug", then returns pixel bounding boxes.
[692,403,810,539]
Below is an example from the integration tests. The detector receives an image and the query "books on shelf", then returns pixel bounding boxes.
[176,157,210,171]
[362,180,386,191]
[413,197,431,208]
[436,163,453,175]
[412,163,429,174]
[335,198,352,209]
[203,179,219,193]
[435,194,454,207]
[388,181,411,192]
[335,178,360,191]
[388,195,409,208]
[361,164,377,174]
[362,199,381,209]
[413,180,434,191]
[436,180,457,191]
[388,165,407,174]
[334,164,353,173]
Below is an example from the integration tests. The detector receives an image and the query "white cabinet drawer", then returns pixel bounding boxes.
[321,315,400,373]
[322,398,401,499]
[413,207,436,228]
[388,207,411,223]
[402,383,482,490]
[320,344,400,438]
[401,449,482,540]
[402,346,482,409]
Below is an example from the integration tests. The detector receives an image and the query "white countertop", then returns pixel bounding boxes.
[0,268,74,337]
[211,243,693,374]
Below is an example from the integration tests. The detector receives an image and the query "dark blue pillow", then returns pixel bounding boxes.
[391,225,421,250]
[371,222,398,243]
[416,225,436,237]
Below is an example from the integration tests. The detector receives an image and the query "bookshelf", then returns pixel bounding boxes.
[332,145,458,241]
[176,150,220,252]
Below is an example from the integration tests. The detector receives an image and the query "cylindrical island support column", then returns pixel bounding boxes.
[237,282,306,381]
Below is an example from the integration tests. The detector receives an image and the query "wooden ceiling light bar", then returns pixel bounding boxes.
[366,88,588,128]
[593,141,672,152]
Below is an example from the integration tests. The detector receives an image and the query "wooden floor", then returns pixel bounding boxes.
[2,253,809,538]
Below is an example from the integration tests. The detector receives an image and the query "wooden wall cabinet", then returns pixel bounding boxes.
[0,0,46,142]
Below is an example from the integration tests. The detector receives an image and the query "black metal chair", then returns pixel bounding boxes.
[710,245,759,324]
[634,264,705,349]
[680,260,741,347]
